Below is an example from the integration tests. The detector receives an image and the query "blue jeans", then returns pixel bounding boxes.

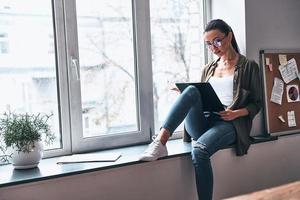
[162,85,236,200]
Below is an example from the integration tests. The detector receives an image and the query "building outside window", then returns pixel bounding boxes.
[0,33,9,54]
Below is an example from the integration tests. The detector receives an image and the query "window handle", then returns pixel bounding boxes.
[71,56,80,81]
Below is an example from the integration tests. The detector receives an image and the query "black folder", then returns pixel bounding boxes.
[175,82,225,112]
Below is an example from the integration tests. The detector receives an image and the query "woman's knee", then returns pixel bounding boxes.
[184,85,201,97]
[191,145,210,164]
[183,85,201,102]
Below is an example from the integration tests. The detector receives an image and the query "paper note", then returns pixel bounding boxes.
[279,54,288,65]
[287,111,296,127]
[265,58,270,65]
[278,58,299,83]
[286,85,300,102]
[268,64,273,72]
[270,77,284,105]
[278,115,285,123]
[57,153,122,164]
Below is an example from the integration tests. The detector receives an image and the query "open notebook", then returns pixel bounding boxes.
[57,153,122,164]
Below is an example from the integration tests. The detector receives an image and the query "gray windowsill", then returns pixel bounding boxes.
[0,139,192,188]
[0,135,277,188]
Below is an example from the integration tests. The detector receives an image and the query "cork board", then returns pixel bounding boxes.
[260,50,300,136]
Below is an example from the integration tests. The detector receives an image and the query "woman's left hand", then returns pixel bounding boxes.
[219,109,239,121]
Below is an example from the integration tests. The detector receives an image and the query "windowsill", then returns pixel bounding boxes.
[0,135,277,188]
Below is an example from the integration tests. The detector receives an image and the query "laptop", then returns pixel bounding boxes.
[175,82,225,113]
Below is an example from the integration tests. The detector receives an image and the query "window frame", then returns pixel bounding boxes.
[43,0,72,158]
[50,0,209,155]
[63,0,154,153]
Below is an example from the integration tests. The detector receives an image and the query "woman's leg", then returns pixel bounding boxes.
[158,85,208,142]
[139,85,208,161]
[192,121,236,200]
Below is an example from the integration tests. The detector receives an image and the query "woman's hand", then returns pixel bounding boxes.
[168,82,181,93]
[170,87,180,93]
[219,108,249,121]
[219,109,240,121]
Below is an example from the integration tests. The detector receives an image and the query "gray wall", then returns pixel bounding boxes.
[211,0,246,55]
[245,0,300,61]
[1,1,300,200]
[1,135,300,200]
[0,157,198,200]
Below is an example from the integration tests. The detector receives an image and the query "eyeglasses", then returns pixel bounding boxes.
[205,35,227,49]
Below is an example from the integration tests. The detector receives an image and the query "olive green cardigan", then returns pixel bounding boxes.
[183,54,262,156]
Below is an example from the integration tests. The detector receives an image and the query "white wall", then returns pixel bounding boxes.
[1,1,300,200]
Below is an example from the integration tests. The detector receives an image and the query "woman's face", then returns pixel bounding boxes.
[203,29,232,57]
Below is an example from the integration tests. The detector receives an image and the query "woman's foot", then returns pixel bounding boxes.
[139,140,168,161]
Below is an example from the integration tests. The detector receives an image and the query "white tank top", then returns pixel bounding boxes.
[209,75,234,106]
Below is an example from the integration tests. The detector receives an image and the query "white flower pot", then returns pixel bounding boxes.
[10,141,44,169]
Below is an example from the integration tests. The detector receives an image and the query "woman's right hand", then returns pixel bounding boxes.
[167,81,180,93]
[170,86,181,93]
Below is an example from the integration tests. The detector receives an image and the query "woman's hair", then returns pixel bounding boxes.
[204,19,240,53]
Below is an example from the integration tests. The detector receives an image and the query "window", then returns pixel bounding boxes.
[150,0,205,133]
[0,0,206,158]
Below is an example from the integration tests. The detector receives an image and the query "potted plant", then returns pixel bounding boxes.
[0,112,55,169]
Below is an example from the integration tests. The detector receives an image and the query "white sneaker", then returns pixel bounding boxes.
[139,140,168,161]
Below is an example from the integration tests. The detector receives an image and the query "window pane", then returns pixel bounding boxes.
[76,0,138,137]
[150,0,205,133]
[0,1,61,150]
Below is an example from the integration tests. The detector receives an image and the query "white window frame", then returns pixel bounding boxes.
[63,0,154,153]
[43,0,72,157]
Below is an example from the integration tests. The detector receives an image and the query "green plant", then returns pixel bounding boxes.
[0,112,55,163]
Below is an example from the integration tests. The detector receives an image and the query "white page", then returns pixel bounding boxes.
[270,77,284,105]
[279,58,299,84]
[57,153,121,164]
[278,115,285,123]
[287,111,296,127]
[265,57,270,65]
[278,54,288,65]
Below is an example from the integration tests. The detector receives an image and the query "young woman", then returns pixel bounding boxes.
[139,19,262,200]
